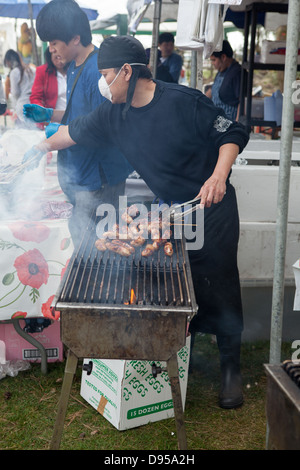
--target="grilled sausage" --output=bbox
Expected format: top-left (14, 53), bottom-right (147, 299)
top-left (102, 230), bottom-right (118, 239)
top-left (111, 239), bottom-right (135, 254)
top-left (127, 204), bottom-right (140, 218)
top-left (164, 241), bottom-right (173, 257)
top-left (152, 238), bottom-right (166, 250)
top-left (142, 244), bottom-right (156, 257)
top-left (130, 236), bottom-right (146, 247)
top-left (121, 212), bottom-right (133, 224)
top-left (106, 241), bottom-right (132, 257)
top-left (95, 239), bottom-right (107, 251)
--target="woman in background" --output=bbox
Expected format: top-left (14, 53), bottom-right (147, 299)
top-left (4, 49), bottom-right (35, 124)
top-left (30, 47), bottom-right (69, 121)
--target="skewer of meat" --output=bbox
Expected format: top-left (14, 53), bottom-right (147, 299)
top-left (141, 244), bottom-right (157, 257)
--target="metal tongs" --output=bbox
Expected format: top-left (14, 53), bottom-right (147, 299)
top-left (167, 197), bottom-right (202, 223)
top-left (0, 155), bottom-right (40, 184)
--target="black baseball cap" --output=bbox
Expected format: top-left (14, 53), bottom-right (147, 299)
top-left (98, 35), bottom-right (148, 70)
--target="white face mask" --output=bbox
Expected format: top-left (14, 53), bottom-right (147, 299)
top-left (98, 63), bottom-right (147, 102)
top-left (98, 67), bottom-right (123, 102)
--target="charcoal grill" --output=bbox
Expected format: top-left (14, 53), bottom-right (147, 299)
top-left (50, 215), bottom-right (197, 450)
top-left (265, 361), bottom-right (300, 450)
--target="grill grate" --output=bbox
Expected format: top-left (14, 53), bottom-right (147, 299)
top-left (56, 213), bottom-right (194, 309)
top-left (282, 360), bottom-right (300, 388)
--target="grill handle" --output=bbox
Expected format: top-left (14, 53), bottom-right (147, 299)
top-left (82, 360), bottom-right (93, 375)
top-left (151, 362), bottom-right (167, 378)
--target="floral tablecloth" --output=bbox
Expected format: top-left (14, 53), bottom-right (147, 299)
top-left (0, 155), bottom-right (74, 321)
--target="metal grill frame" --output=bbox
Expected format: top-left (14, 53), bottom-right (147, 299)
top-left (52, 229), bottom-right (197, 361)
top-left (50, 217), bottom-right (197, 451)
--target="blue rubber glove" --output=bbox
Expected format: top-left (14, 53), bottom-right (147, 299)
top-left (23, 104), bottom-right (53, 123)
top-left (45, 122), bottom-right (61, 138)
top-left (22, 146), bottom-right (45, 171)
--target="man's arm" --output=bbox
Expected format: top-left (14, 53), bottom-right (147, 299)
top-left (197, 143), bottom-right (239, 208)
top-left (37, 124), bottom-right (76, 153)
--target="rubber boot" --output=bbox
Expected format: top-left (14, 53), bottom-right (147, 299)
top-left (217, 334), bottom-right (243, 409)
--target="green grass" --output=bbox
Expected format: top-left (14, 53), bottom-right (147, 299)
top-left (0, 334), bottom-right (294, 451)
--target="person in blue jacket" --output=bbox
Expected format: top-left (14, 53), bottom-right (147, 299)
top-left (23, 0), bottom-right (131, 249)
top-left (23, 35), bottom-right (250, 410)
top-left (158, 32), bottom-right (183, 83)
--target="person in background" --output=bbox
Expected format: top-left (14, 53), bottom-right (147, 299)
top-left (4, 49), bottom-right (35, 124)
top-left (23, 0), bottom-right (131, 250)
top-left (206, 40), bottom-right (242, 121)
top-left (158, 32), bottom-right (183, 83)
top-left (30, 47), bottom-right (69, 112)
top-left (0, 75), bottom-right (7, 115)
top-left (145, 48), bottom-right (175, 83)
top-left (30, 47), bottom-right (69, 128)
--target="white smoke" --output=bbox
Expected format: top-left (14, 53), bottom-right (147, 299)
top-left (0, 128), bottom-right (47, 220)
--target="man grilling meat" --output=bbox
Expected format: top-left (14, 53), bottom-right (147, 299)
top-left (23, 35), bottom-right (249, 410)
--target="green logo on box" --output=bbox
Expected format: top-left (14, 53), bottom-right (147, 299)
top-left (127, 400), bottom-right (173, 419)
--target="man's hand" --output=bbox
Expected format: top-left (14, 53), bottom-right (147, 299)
top-left (22, 146), bottom-right (46, 171)
top-left (197, 143), bottom-right (239, 207)
top-left (197, 175), bottom-right (226, 208)
top-left (23, 104), bottom-right (53, 123)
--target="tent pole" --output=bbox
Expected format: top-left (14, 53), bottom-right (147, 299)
top-left (196, 49), bottom-right (203, 91)
top-left (190, 51), bottom-right (197, 89)
top-left (150, 0), bottom-right (162, 78)
top-left (269, 0), bottom-right (300, 365)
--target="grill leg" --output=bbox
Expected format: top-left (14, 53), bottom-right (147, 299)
top-left (167, 353), bottom-right (188, 450)
top-left (49, 349), bottom-right (78, 450)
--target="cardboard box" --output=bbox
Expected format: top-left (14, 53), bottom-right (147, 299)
top-left (260, 40), bottom-right (300, 64)
top-left (80, 336), bottom-right (190, 431)
top-left (245, 97), bottom-right (264, 119)
top-left (293, 259), bottom-right (300, 311)
top-left (0, 320), bottom-right (63, 362)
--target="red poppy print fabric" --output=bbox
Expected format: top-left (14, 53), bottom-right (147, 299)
top-left (0, 220), bottom-right (73, 321)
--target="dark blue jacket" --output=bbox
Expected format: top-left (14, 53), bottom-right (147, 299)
top-left (218, 60), bottom-right (242, 107)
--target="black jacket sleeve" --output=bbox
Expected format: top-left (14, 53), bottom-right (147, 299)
top-left (68, 103), bottom-right (111, 148)
top-left (195, 93), bottom-right (249, 154)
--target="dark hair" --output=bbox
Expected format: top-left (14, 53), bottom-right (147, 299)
top-left (134, 65), bottom-right (152, 80)
top-left (158, 32), bottom-right (175, 44)
top-left (44, 47), bottom-right (56, 74)
top-left (114, 65), bottom-right (152, 80)
top-left (4, 49), bottom-right (22, 67)
top-left (4, 49), bottom-right (32, 83)
top-left (211, 40), bottom-right (233, 59)
top-left (36, 0), bottom-right (92, 46)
